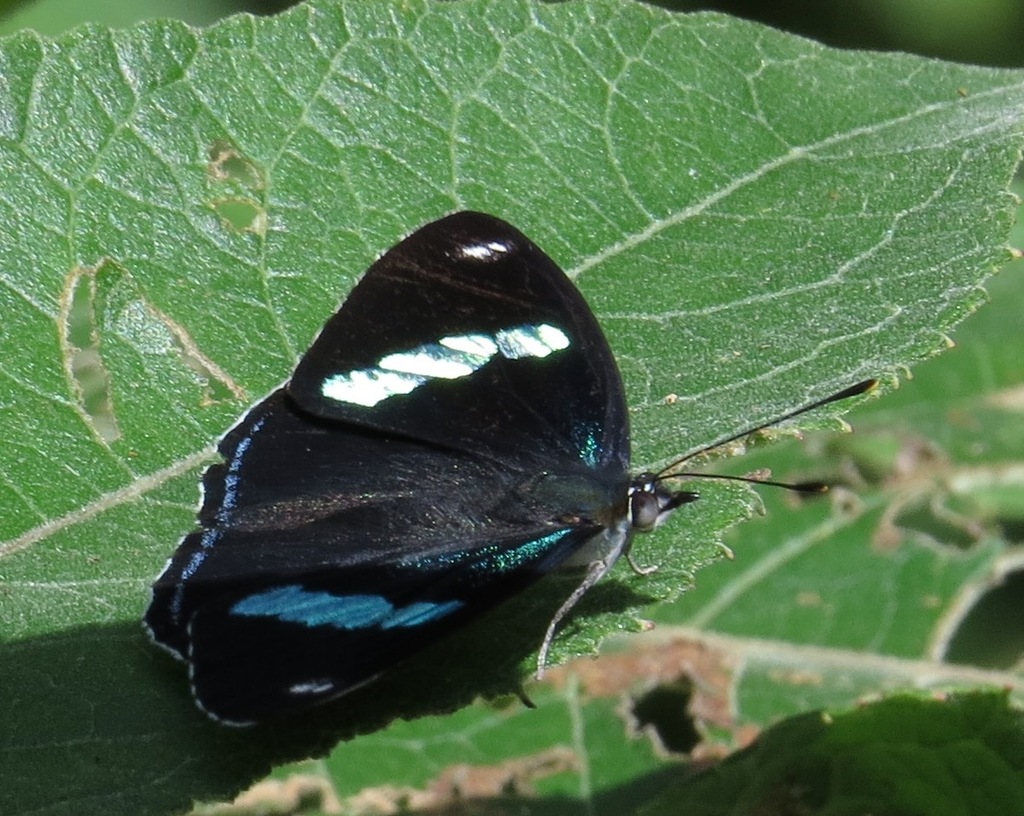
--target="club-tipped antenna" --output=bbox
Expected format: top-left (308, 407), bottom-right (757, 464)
top-left (655, 379), bottom-right (878, 491)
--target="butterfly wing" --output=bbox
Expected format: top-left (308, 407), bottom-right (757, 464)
top-left (185, 520), bottom-right (595, 724)
top-left (289, 211), bottom-right (630, 469)
top-left (145, 212), bottom-right (632, 723)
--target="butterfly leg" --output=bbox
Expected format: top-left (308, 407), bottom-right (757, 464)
top-left (535, 557), bottom-right (613, 679)
top-left (625, 551), bottom-right (659, 576)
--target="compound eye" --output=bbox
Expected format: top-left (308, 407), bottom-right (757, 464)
top-left (630, 488), bottom-right (661, 532)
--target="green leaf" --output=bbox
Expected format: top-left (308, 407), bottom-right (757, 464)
top-left (640, 691), bottom-right (1024, 816)
top-left (0, 1), bottom-right (1022, 814)
top-left (656, 183), bottom-right (1024, 735)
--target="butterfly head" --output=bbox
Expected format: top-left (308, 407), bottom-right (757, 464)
top-left (627, 472), bottom-right (699, 533)
top-left (625, 379), bottom-right (880, 535)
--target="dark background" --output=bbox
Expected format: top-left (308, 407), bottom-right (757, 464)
top-left (1, 0), bottom-right (1022, 68)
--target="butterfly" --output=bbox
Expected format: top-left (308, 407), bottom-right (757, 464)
top-left (145, 211), bottom-right (871, 725)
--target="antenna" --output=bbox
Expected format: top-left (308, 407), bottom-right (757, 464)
top-left (656, 379), bottom-right (878, 492)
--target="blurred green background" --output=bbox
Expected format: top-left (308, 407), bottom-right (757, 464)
top-left (1, 0), bottom-right (1023, 67)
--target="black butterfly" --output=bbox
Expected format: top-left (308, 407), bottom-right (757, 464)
top-left (145, 211), bottom-right (870, 725)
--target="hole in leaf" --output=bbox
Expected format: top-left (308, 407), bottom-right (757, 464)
top-left (889, 496), bottom-right (982, 549)
top-left (93, 263), bottom-right (245, 406)
top-left (62, 260), bottom-right (244, 439)
top-left (944, 568), bottom-right (1024, 669)
top-left (1002, 518), bottom-right (1024, 543)
top-left (206, 140), bottom-right (267, 234)
top-left (207, 139), bottom-right (263, 190)
top-left (632, 677), bottom-right (701, 754)
top-left (210, 197), bottom-right (266, 234)
top-left (61, 266), bottom-right (120, 442)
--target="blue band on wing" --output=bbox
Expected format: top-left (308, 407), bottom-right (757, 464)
top-left (380, 600), bottom-right (463, 629)
top-left (231, 586), bottom-right (463, 631)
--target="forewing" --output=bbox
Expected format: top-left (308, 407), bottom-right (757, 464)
top-left (289, 211), bottom-right (629, 471)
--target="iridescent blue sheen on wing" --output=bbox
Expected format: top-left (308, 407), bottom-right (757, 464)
top-left (399, 529), bottom-right (574, 574)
